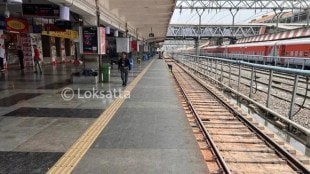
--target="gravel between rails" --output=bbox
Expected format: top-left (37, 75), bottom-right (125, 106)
top-left (185, 60), bottom-right (310, 130)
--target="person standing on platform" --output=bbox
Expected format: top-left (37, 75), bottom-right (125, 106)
top-left (128, 52), bottom-right (134, 70)
top-left (0, 44), bottom-right (4, 72)
top-left (17, 46), bottom-right (24, 70)
top-left (33, 45), bottom-right (42, 74)
top-left (118, 52), bottom-right (131, 86)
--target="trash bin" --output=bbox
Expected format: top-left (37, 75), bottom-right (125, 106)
top-left (102, 63), bottom-right (111, 82)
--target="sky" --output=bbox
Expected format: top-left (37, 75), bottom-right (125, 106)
top-left (170, 9), bottom-right (274, 24)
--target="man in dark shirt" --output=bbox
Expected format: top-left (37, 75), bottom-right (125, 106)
top-left (17, 46), bottom-right (24, 70)
top-left (118, 52), bottom-right (131, 86)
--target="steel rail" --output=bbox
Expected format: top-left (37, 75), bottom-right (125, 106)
top-left (175, 57), bottom-right (310, 139)
top-left (194, 61), bottom-right (310, 101)
top-left (226, 63), bottom-right (308, 83)
top-left (173, 60), bottom-right (310, 173)
top-left (172, 66), bottom-right (232, 174)
top-left (178, 53), bottom-right (310, 77)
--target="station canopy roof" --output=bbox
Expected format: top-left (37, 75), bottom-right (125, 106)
top-left (109, 0), bottom-right (175, 42)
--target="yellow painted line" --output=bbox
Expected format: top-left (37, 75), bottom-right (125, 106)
top-left (47, 59), bottom-right (156, 174)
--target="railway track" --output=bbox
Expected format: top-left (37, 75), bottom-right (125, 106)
top-left (169, 60), bottom-right (310, 173)
top-left (228, 64), bottom-right (308, 84)
top-left (185, 60), bottom-right (310, 109)
top-left (198, 57), bottom-right (308, 84)
top-left (196, 60), bottom-right (310, 99)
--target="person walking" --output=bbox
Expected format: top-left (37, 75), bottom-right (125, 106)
top-left (0, 44), bottom-right (4, 72)
top-left (17, 46), bottom-right (24, 70)
top-left (118, 52), bottom-right (130, 86)
top-left (33, 45), bottom-right (42, 74)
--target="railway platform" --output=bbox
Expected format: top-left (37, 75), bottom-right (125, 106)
top-left (0, 58), bottom-right (208, 173)
top-left (66, 59), bottom-right (207, 173)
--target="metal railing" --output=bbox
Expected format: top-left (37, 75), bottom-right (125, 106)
top-left (170, 52), bottom-right (310, 147)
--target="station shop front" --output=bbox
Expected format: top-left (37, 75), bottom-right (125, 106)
top-left (41, 30), bottom-right (78, 65)
top-left (0, 17), bottom-right (36, 68)
top-left (0, 19), bottom-right (79, 69)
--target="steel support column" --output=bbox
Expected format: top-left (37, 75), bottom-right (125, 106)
top-left (95, 0), bottom-right (103, 82)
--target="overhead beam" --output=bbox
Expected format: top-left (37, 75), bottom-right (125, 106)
top-left (129, 19), bottom-right (170, 24)
top-left (110, 4), bottom-right (174, 9)
top-left (118, 8), bottom-right (173, 14)
top-left (176, 0), bottom-right (310, 10)
top-left (124, 12), bottom-right (173, 17)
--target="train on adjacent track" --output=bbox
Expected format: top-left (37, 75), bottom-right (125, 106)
top-left (195, 37), bottom-right (310, 68)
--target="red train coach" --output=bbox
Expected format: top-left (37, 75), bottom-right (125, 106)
top-left (201, 38), bottom-right (310, 66)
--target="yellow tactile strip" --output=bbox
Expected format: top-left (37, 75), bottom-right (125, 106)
top-left (47, 59), bottom-right (155, 174)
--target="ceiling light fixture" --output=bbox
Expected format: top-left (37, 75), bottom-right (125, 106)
top-left (149, 27), bottom-right (154, 37)
top-left (60, 5), bottom-right (70, 21)
top-left (114, 29), bottom-right (118, 37)
top-left (106, 26), bottom-right (111, 34)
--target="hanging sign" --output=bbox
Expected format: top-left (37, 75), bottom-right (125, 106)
top-left (131, 40), bottom-right (138, 52)
top-left (98, 27), bottom-right (106, 55)
top-left (116, 38), bottom-right (130, 53)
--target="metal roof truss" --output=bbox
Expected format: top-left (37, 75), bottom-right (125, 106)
top-left (166, 25), bottom-right (261, 39)
top-left (176, 0), bottom-right (310, 10)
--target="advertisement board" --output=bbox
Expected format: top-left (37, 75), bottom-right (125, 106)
top-left (131, 40), bottom-right (138, 52)
top-left (5, 18), bottom-right (29, 33)
top-left (41, 30), bottom-right (78, 39)
top-left (82, 27), bottom-right (98, 54)
top-left (0, 30), bottom-right (5, 67)
top-left (98, 27), bottom-right (106, 55)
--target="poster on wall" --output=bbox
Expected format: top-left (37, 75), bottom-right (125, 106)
top-left (82, 27), bottom-right (98, 54)
top-left (98, 27), bottom-right (106, 55)
top-left (60, 38), bottom-right (66, 63)
top-left (116, 38), bottom-right (130, 53)
top-left (20, 33), bottom-right (33, 67)
top-left (131, 40), bottom-right (140, 52)
top-left (50, 37), bottom-right (57, 64)
top-left (70, 41), bottom-right (75, 60)
top-left (0, 30), bottom-right (6, 67)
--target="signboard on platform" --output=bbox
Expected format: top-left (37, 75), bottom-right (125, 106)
top-left (79, 27), bottom-right (106, 54)
top-left (131, 40), bottom-right (138, 52)
top-left (42, 30), bottom-right (78, 40)
top-left (82, 27), bottom-right (98, 54)
top-left (116, 37), bottom-right (130, 53)
top-left (98, 27), bottom-right (106, 55)
top-left (5, 18), bottom-right (28, 33)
